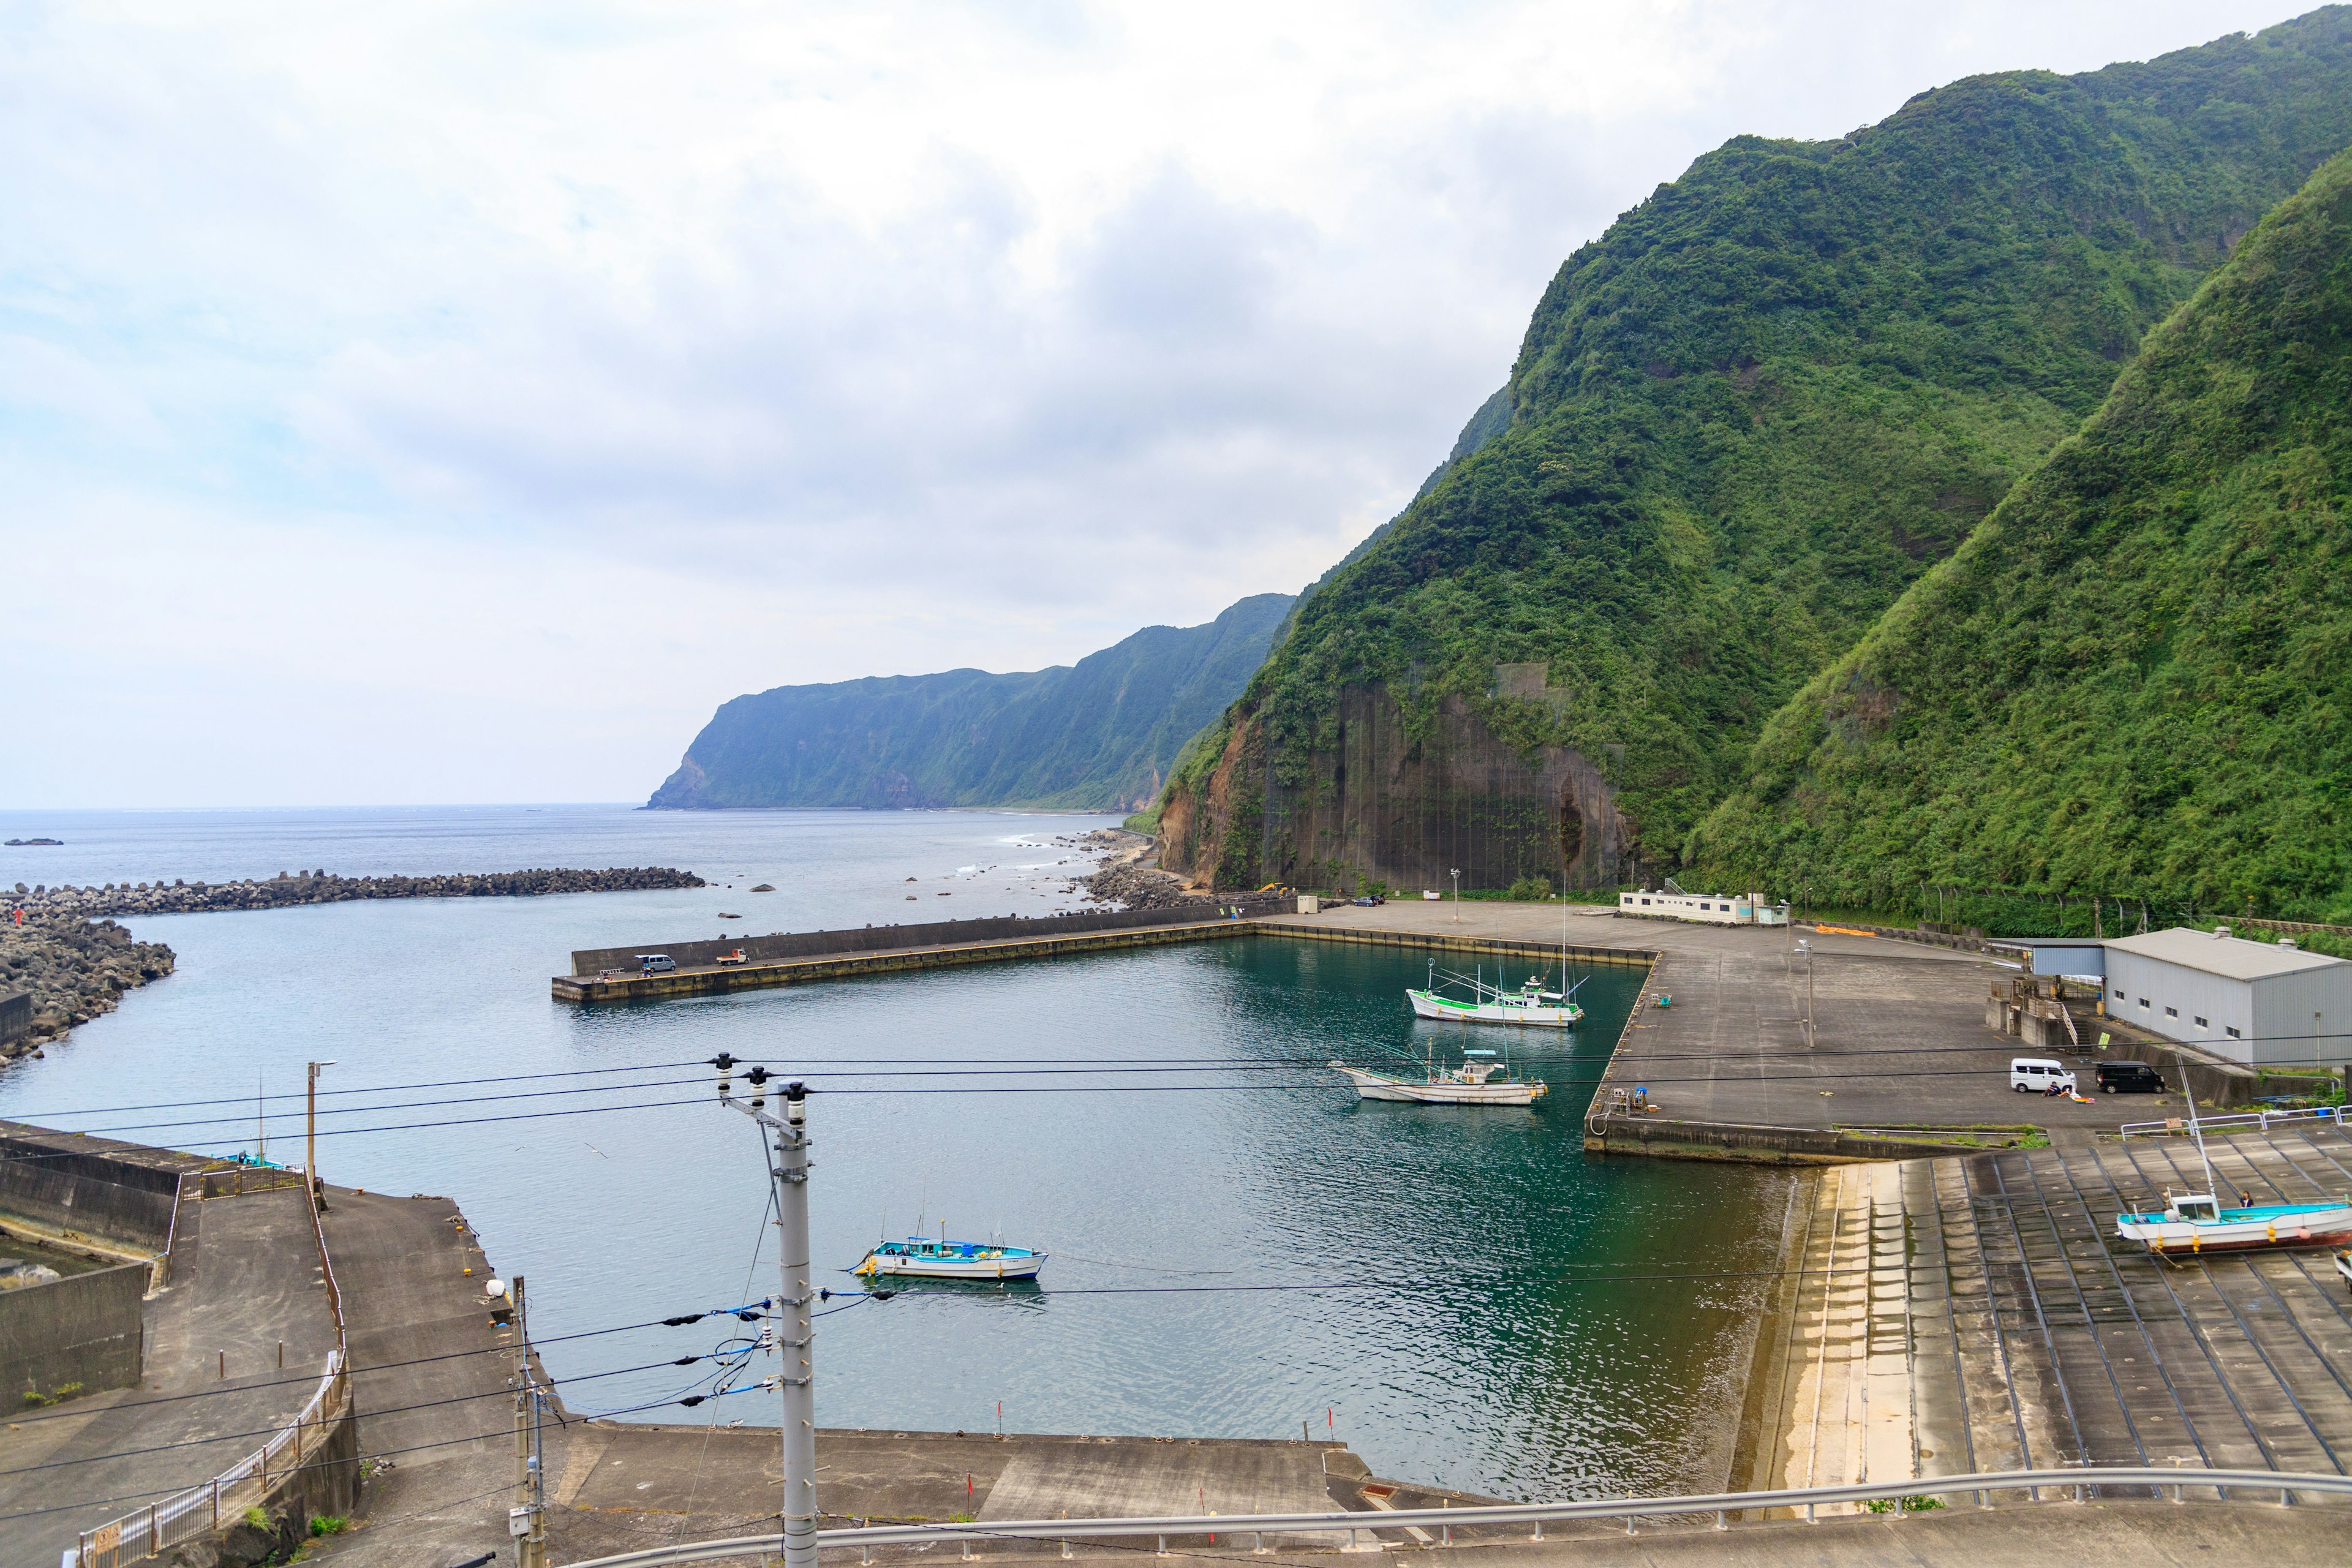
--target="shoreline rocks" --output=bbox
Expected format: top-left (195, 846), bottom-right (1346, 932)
top-left (6, 865), bottom-right (706, 920)
top-left (1076, 829), bottom-right (1215, 911)
top-left (1, 915), bottom-right (176, 1059)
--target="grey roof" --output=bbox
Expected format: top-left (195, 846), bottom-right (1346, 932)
top-left (2103, 927), bottom-right (2348, 981)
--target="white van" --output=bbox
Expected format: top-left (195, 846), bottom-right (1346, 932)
top-left (636, 954), bottom-right (677, 974)
top-left (2010, 1057), bottom-right (2075, 1093)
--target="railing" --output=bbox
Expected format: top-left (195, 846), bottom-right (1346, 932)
top-left (66, 1167), bottom-right (353, 1568)
top-left (2120, 1104), bottom-right (2347, 1140)
top-left (69, 1355), bottom-right (348, 1568)
top-left (551, 1466), bottom-right (2352, 1568)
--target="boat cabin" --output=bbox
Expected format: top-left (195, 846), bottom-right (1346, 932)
top-left (2169, 1194), bottom-right (2222, 1223)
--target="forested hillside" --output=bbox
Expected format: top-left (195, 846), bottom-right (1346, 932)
top-left (647, 594), bottom-right (1292, 812)
top-left (1158, 10), bottom-right (2352, 894)
top-left (1691, 147), bottom-right (2352, 924)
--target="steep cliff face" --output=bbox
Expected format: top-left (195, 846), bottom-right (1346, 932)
top-left (1161, 11), bottom-right (2352, 890)
top-left (1691, 146), bottom-right (2352, 922)
top-left (649, 592), bottom-right (1293, 812)
top-left (1163, 676), bottom-right (1640, 893)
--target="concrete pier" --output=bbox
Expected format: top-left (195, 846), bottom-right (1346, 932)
top-left (1736, 1125), bottom-right (2352, 1513)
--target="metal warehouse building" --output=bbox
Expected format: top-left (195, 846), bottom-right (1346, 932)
top-left (2103, 927), bottom-right (2352, 1069)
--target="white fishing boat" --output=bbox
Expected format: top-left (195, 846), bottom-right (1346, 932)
top-left (2113, 1054), bottom-right (2352, 1256)
top-left (853, 1226), bottom-right (1047, 1281)
top-left (1407, 961), bottom-right (1585, 1026)
top-left (1332, 1048), bottom-right (1547, 1106)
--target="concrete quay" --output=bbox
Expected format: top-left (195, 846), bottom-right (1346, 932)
top-left (1738, 1126), bottom-right (2352, 1515)
top-left (1255, 902), bottom-right (2177, 1159)
top-left (552, 919), bottom-right (1257, 1004)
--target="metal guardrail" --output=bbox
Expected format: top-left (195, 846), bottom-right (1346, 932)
top-left (67, 1356), bottom-right (348, 1568)
top-left (65, 1168), bottom-right (353, 1568)
top-left (552, 1466), bottom-right (2352, 1568)
top-left (2120, 1104), bottom-right (2346, 1140)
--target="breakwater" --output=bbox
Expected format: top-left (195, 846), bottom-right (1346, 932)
top-left (559, 899), bottom-right (1292, 1001)
top-left (9, 865), bottom-right (704, 919)
top-left (0, 916), bottom-right (176, 1058)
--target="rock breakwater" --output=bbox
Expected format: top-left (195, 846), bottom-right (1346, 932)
top-left (1, 916), bottom-right (176, 1058)
top-left (7, 866), bottom-right (706, 921)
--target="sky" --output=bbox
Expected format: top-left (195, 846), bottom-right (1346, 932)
top-left (0, 1), bottom-right (2320, 807)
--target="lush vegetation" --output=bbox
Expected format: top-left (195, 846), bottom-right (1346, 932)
top-left (1692, 146), bottom-right (2352, 924)
top-left (649, 593), bottom-right (1292, 812)
top-left (1169, 10), bottom-right (2352, 886)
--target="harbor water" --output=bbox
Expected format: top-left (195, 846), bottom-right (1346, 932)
top-left (0, 805), bottom-right (1796, 1499)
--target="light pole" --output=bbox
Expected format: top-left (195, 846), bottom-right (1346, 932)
top-left (305, 1060), bottom-right (337, 1204)
top-left (715, 1056), bottom-right (817, 1568)
top-left (1450, 868), bottom-right (1461, 922)
top-left (1795, 939), bottom-right (1815, 1049)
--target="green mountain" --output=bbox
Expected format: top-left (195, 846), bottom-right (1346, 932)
top-left (1159, 9), bottom-right (2352, 894)
top-left (647, 594), bottom-right (1295, 812)
top-left (1690, 146), bottom-right (2352, 925)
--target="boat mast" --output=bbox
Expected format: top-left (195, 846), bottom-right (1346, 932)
top-left (2174, 1049), bottom-right (2222, 1197)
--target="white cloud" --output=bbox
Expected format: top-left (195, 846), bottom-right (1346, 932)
top-left (0, 0), bottom-right (2312, 805)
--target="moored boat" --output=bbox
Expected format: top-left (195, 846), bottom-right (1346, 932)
top-left (854, 1230), bottom-right (1047, 1280)
top-left (1406, 960), bottom-right (1585, 1027)
top-left (2113, 1048), bottom-right (2352, 1256)
top-left (1332, 1049), bottom-right (1547, 1106)
top-left (2114, 1194), bottom-right (2352, 1254)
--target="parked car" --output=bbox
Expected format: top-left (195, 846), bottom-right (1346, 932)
top-left (2010, 1057), bottom-right (2076, 1093)
top-left (2095, 1060), bottom-right (2166, 1095)
top-left (636, 954), bottom-right (677, 973)
top-left (1352, 895), bottom-right (1385, 907)
top-left (714, 948), bottom-right (748, 967)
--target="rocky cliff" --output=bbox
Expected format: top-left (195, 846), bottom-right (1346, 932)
top-left (649, 593), bottom-right (1294, 812)
top-left (1159, 10), bottom-right (2352, 892)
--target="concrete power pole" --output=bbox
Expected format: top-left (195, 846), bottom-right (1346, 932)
top-left (715, 1057), bottom-right (817, 1568)
top-left (305, 1060), bottom-right (336, 1204)
top-left (510, 1276), bottom-right (546, 1568)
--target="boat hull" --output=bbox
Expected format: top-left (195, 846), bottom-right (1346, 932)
top-left (2115, 1204), bottom-right (2352, 1255)
top-left (1408, 989), bottom-right (1582, 1027)
top-left (1334, 1065), bottom-right (1545, 1106)
top-left (856, 1249), bottom-right (1047, 1280)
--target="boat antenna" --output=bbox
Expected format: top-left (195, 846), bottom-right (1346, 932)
top-left (2174, 1049), bottom-right (2220, 1197)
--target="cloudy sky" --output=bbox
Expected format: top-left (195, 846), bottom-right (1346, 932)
top-left (1, 1), bottom-right (2311, 807)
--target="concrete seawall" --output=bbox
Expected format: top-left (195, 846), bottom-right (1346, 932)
top-left (0, 1259), bottom-right (147, 1402)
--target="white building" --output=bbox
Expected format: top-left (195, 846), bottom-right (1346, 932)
top-left (2102, 927), bottom-right (2352, 1068)
top-left (1618, 889), bottom-right (1789, 927)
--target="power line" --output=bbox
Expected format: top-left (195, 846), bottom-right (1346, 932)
top-left (0, 1302), bottom-right (776, 1430)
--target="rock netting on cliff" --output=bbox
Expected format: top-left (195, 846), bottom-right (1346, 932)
top-left (7, 866), bottom-right (706, 920)
top-left (0, 916), bottom-right (175, 1058)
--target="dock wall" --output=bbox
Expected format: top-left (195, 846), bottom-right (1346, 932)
top-left (0, 1123), bottom-right (189, 1253)
top-left (1257, 922), bottom-right (1656, 969)
top-left (557, 918), bottom-right (1265, 1002)
top-left (1581, 1115), bottom-right (2000, 1165)
top-left (0, 1259), bottom-right (147, 1402)
top-left (568, 899), bottom-right (1290, 977)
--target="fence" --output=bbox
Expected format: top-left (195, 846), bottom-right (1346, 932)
top-left (551, 1466), bottom-right (2352, 1568)
top-left (66, 1167), bottom-right (352, 1568)
top-left (2120, 1104), bottom-right (2348, 1140)
top-left (69, 1357), bottom-right (349, 1568)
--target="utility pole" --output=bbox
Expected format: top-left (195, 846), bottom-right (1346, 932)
top-left (1795, 938), bottom-right (1815, 1049)
top-left (715, 1057), bottom-right (816, 1568)
top-left (305, 1060), bottom-right (337, 1205)
top-left (1450, 868), bottom-right (1461, 922)
top-left (510, 1276), bottom-right (546, 1568)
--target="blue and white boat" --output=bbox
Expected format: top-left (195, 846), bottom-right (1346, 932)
top-left (853, 1227), bottom-right (1047, 1281)
top-left (2113, 1054), bottom-right (2352, 1256)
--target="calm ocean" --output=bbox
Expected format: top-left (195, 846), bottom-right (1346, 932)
top-left (0, 805), bottom-right (1792, 1499)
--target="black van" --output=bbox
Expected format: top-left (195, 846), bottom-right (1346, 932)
top-left (2095, 1060), bottom-right (2165, 1095)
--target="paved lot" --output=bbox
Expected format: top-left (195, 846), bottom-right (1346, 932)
top-left (0, 1186), bottom-right (338, 1568)
top-left (1262, 903), bottom-right (2167, 1137)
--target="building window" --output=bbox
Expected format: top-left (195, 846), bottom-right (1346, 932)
top-left (1641, 898), bottom-right (1651, 905)
top-left (2165, 1006), bottom-right (2179, 1018)
top-left (2113, 988), bottom-right (2124, 1000)
top-left (2193, 1016), bottom-right (2208, 1029)
top-left (2226, 1027), bottom-right (2242, 1039)
top-left (2138, 998), bottom-right (2150, 1009)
